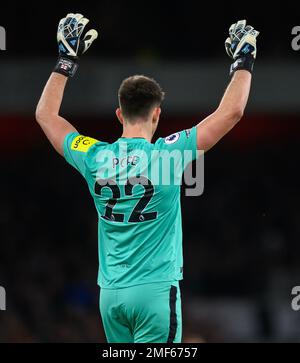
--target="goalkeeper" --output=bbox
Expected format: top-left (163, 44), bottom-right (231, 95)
top-left (35, 14), bottom-right (259, 343)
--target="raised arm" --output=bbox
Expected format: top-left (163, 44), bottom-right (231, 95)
top-left (36, 73), bottom-right (76, 156)
top-left (35, 13), bottom-right (98, 156)
top-left (197, 20), bottom-right (259, 152)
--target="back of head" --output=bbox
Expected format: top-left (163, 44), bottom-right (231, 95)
top-left (118, 75), bottom-right (165, 122)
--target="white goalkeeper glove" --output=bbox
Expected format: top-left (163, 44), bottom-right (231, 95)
top-left (225, 20), bottom-right (259, 77)
top-left (54, 13), bottom-right (98, 77)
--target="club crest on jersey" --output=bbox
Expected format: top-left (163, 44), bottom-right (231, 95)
top-left (164, 133), bottom-right (180, 145)
top-left (71, 135), bottom-right (99, 152)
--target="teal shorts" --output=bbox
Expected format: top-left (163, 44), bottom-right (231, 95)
top-left (99, 281), bottom-right (182, 343)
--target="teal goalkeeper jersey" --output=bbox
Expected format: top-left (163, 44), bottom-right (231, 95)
top-left (63, 127), bottom-right (198, 288)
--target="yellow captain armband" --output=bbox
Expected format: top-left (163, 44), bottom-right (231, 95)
top-left (71, 135), bottom-right (99, 153)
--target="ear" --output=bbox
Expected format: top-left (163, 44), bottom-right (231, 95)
top-left (116, 108), bottom-right (124, 125)
top-left (153, 107), bottom-right (161, 123)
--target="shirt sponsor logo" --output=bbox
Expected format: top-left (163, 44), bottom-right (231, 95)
top-left (71, 135), bottom-right (99, 152)
top-left (164, 133), bottom-right (180, 145)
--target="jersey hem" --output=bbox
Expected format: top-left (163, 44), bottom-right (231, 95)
top-left (98, 277), bottom-right (183, 290)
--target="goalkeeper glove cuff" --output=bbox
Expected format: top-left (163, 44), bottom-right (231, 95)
top-left (54, 56), bottom-right (79, 77)
top-left (229, 54), bottom-right (255, 77)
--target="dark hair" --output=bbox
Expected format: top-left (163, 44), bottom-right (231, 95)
top-left (118, 75), bottom-right (165, 121)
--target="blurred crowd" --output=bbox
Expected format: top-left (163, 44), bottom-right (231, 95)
top-left (1, 140), bottom-right (300, 342)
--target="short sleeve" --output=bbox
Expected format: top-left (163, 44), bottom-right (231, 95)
top-left (63, 132), bottom-right (100, 176)
top-left (156, 126), bottom-right (198, 168)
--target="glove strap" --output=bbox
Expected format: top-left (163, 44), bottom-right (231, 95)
top-left (54, 56), bottom-right (79, 77)
top-left (230, 55), bottom-right (255, 77)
